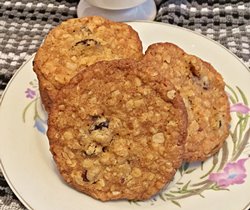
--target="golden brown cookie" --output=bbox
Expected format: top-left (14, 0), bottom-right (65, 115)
top-left (143, 42), bottom-right (231, 162)
top-left (47, 59), bottom-right (187, 201)
top-left (33, 16), bottom-right (143, 111)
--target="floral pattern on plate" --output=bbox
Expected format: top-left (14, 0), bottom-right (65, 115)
top-left (23, 79), bottom-right (47, 134)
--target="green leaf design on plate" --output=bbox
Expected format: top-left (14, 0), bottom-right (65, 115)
top-left (171, 200), bottom-right (181, 207)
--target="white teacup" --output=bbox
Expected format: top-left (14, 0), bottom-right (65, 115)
top-left (85, 0), bottom-right (147, 10)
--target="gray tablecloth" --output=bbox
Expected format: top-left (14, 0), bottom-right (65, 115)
top-left (0, 0), bottom-right (250, 209)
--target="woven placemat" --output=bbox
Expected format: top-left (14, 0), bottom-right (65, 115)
top-left (155, 0), bottom-right (250, 67)
top-left (0, 0), bottom-right (250, 209)
top-left (0, 0), bottom-right (78, 96)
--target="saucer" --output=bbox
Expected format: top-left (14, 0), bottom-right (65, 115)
top-left (76, 0), bottom-right (156, 22)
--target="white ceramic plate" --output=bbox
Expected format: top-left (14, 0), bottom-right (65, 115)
top-left (0, 21), bottom-right (250, 210)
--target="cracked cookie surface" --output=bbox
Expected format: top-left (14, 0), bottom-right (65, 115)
top-left (143, 43), bottom-right (231, 162)
top-left (33, 16), bottom-right (143, 111)
top-left (47, 59), bottom-right (187, 201)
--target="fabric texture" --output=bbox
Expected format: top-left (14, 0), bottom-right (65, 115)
top-left (0, 0), bottom-right (249, 209)
top-left (155, 0), bottom-right (250, 67)
top-left (0, 0), bottom-right (78, 96)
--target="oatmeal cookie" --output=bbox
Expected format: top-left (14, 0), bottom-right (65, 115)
top-left (47, 59), bottom-right (187, 201)
top-left (33, 16), bottom-right (143, 111)
top-left (143, 43), bottom-right (231, 162)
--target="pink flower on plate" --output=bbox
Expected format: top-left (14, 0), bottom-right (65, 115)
top-left (230, 103), bottom-right (250, 114)
top-left (208, 158), bottom-right (248, 188)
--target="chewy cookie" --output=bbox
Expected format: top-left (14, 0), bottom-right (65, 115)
top-left (143, 43), bottom-right (231, 162)
top-left (47, 59), bottom-right (187, 201)
top-left (33, 16), bottom-right (143, 111)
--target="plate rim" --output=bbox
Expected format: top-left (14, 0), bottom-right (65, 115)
top-left (0, 21), bottom-right (250, 210)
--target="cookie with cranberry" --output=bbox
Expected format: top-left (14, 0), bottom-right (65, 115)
top-left (47, 59), bottom-right (187, 201)
top-left (33, 16), bottom-right (143, 111)
top-left (143, 42), bottom-right (230, 162)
